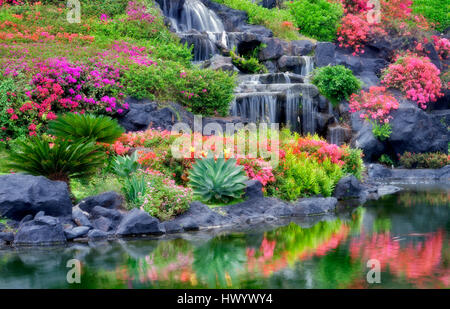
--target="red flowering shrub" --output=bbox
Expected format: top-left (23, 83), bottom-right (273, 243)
top-left (337, 14), bottom-right (372, 54)
top-left (337, 0), bottom-right (373, 14)
top-left (349, 86), bottom-right (400, 124)
top-left (381, 53), bottom-right (443, 109)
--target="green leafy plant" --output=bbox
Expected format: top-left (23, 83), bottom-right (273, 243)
top-left (312, 65), bottom-right (361, 106)
top-left (122, 174), bottom-right (147, 208)
top-left (7, 136), bottom-right (105, 185)
top-left (48, 113), bottom-right (124, 143)
top-left (189, 155), bottom-right (248, 204)
top-left (412, 0), bottom-right (449, 32)
top-left (229, 49), bottom-right (267, 74)
top-left (111, 151), bottom-right (140, 178)
top-left (342, 147), bottom-right (365, 179)
top-left (379, 154), bottom-right (394, 166)
top-left (288, 0), bottom-right (343, 41)
top-left (372, 121), bottom-right (392, 141)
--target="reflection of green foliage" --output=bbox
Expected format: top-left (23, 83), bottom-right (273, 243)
top-left (316, 248), bottom-right (362, 289)
top-left (193, 235), bottom-right (247, 288)
top-left (266, 220), bottom-right (346, 263)
top-left (373, 218), bottom-right (391, 233)
top-left (350, 206), bottom-right (366, 232)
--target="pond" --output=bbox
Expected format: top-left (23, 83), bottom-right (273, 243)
top-left (0, 185), bottom-right (449, 289)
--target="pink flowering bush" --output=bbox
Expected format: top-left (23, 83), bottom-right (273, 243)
top-left (139, 169), bottom-right (193, 221)
top-left (432, 36), bottom-right (450, 60)
top-left (381, 53), bottom-right (443, 109)
top-left (349, 86), bottom-right (400, 124)
top-left (236, 157), bottom-right (275, 187)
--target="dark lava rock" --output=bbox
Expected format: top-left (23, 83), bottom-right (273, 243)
top-left (162, 221), bottom-right (183, 234)
top-left (244, 180), bottom-right (263, 200)
top-left (0, 174), bottom-right (72, 221)
top-left (314, 42), bottom-right (335, 67)
top-left (170, 202), bottom-right (229, 230)
top-left (224, 197), bottom-right (290, 220)
top-left (88, 229), bottom-right (108, 240)
top-left (333, 175), bottom-right (365, 200)
top-left (116, 209), bottom-right (165, 236)
top-left (92, 216), bottom-right (114, 232)
top-left (201, 54), bottom-right (236, 72)
top-left (351, 120), bottom-right (386, 162)
top-left (117, 102), bottom-right (158, 131)
top-left (388, 101), bottom-right (448, 155)
top-left (78, 191), bottom-right (123, 213)
top-left (91, 206), bottom-right (122, 222)
top-left (259, 38), bottom-right (285, 61)
top-left (291, 40), bottom-right (314, 56)
top-left (72, 206), bottom-right (92, 228)
top-left (14, 215), bottom-right (66, 246)
top-left (368, 164), bottom-right (393, 179)
top-left (64, 226), bottom-right (90, 241)
top-left (291, 197), bottom-right (338, 216)
top-left (0, 232), bottom-right (14, 243)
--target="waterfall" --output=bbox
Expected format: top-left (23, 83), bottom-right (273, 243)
top-left (300, 56), bottom-right (314, 81)
top-left (156, 0), bottom-right (228, 61)
top-left (327, 125), bottom-right (351, 146)
top-left (231, 93), bottom-right (279, 123)
top-left (302, 87), bottom-right (316, 135)
top-left (285, 90), bottom-right (301, 131)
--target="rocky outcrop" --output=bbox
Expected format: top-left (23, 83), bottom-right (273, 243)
top-left (0, 174), bottom-right (72, 221)
top-left (78, 191), bottom-right (123, 213)
top-left (351, 100), bottom-right (449, 161)
top-left (333, 175), bottom-right (366, 200)
top-left (14, 214), bottom-right (66, 246)
top-left (368, 164), bottom-right (450, 183)
top-left (116, 209), bottom-right (165, 236)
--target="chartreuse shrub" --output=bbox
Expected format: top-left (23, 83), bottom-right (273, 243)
top-left (48, 113), bottom-right (124, 143)
top-left (288, 0), bottom-right (343, 42)
top-left (342, 147), bottom-right (365, 180)
top-left (7, 137), bottom-right (105, 185)
top-left (266, 151), bottom-right (343, 201)
top-left (211, 0), bottom-right (301, 40)
top-left (412, 0), bottom-right (449, 32)
top-left (189, 155), bottom-right (249, 204)
top-left (230, 49), bottom-right (267, 74)
top-left (312, 65), bottom-right (361, 106)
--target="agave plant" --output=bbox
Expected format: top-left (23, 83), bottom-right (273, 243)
top-left (111, 151), bottom-right (140, 178)
top-left (7, 136), bottom-right (105, 186)
top-left (48, 113), bottom-right (124, 143)
top-left (188, 155), bottom-right (248, 204)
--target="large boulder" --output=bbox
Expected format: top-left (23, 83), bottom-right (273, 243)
top-left (314, 42), bottom-right (335, 67)
top-left (78, 191), bottom-right (123, 213)
top-left (259, 38), bottom-right (286, 61)
top-left (387, 101), bottom-right (449, 155)
top-left (116, 209), bottom-right (165, 236)
top-left (290, 40), bottom-right (314, 56)
top-left (244, 180), bottom-right (263, 200)
top-left (201, 55), bottom-right (237, 72)
top-left (64, 226), bottom-right (90, 240)
top-left (0, 174), bottom-right (72, 221)
top-left (291, 197), bottom-right (338, 216)
top-left (333, 175), bottom-right (365, 200)
top-left (169, 201), bottom-right (229, 230)
top-left (14, 215), bottom-right (66, 246)
top-left (351, 120), bottom-right (386, 162)
top-left (118, 102), bottom-right (178, 132)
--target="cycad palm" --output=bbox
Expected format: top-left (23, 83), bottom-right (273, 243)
top-left (7, 136), bottom-right (106, 185)
top-left (48, 113), bottom-right (124, 143)
top-left (189, 155), bottom-right (248, 204)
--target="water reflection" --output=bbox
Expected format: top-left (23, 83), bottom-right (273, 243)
top-left (0, 188), bottom-right (449, 289)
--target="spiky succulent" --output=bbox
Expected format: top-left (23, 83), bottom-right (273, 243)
top-left (48, 113), bottom-right (124, 143)
top-left (189, 155), bottom-right (248, 204)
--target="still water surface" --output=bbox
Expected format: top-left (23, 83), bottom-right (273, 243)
top-left (0, 186), bottom-right (449, 288)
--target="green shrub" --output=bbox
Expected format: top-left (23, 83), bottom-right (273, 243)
top-left (230, 50), bottom-right (267, 74)
top-left (342, 147), bottom-right (365, 179)
top-left (7, 136), bottom-right (105, 185)
top-left (122, 174), bottom-right (148, 208)
top-left (71, 174), bottom-right (123, 202)
top-left (288, 0), bottom-right (343, 42)
top-left (48, 113), bottom-right (124, 143)
top-left (379, 154), bottom-right (394, 166)
top-left (398, 152), bottom-right (449, 169)
top-left (266, 151), bottom-right (343, 201)
top-left (372, 122), bottom-right (392, 141)
top-left (412, 0), bottom-right (449, 32)
top-left (189, 156), bottom-right (248, 204)
top-left (312, 65), bottom-right (361, 106)
top-left (211, 0), bottom-right (301, 40)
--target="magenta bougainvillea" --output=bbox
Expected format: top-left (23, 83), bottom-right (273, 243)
top-left (381, 53), bottom-right (443, 109)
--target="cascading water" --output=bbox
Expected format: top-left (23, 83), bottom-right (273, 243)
top-left (285, 90), bottom-right (301, 131)
top-left (156, 0), bottom-right (229, 61)
top-left (300, 56), bottom-right (314, 81)
top-left (302, 86), bottom-right (316, 135)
